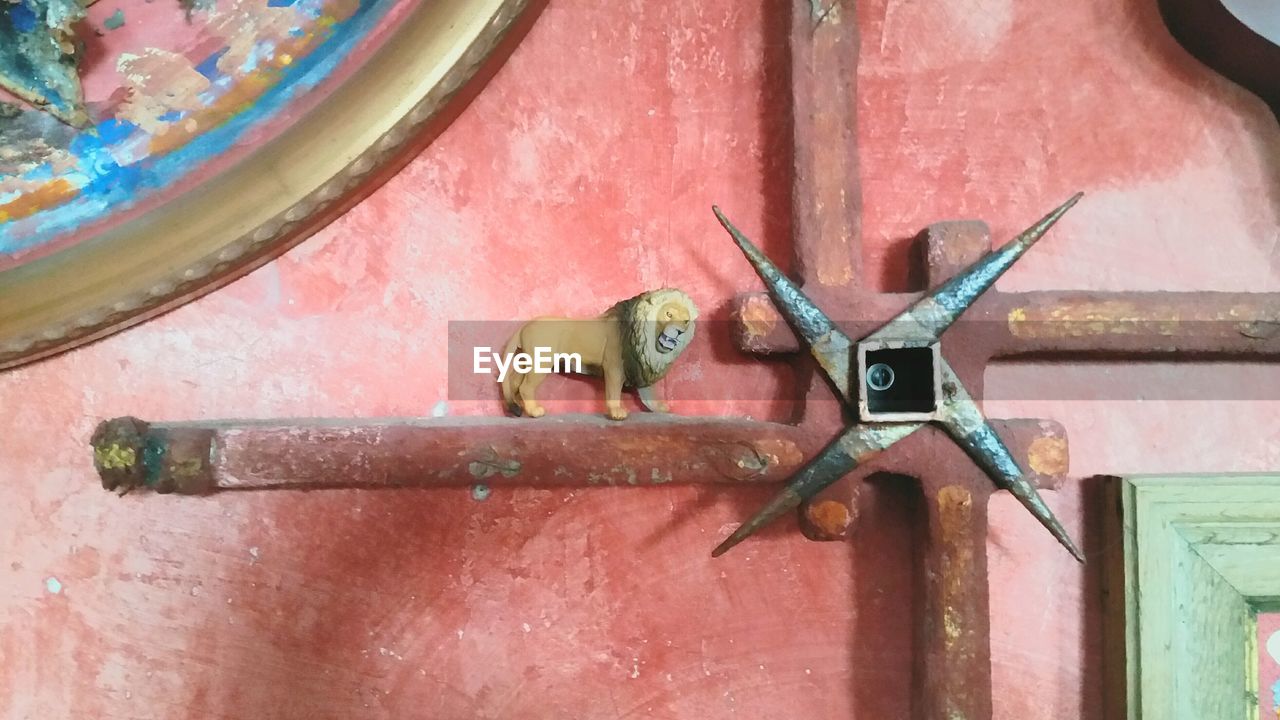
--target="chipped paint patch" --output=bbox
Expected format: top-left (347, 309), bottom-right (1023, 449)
top-left (738, 295), bottom-right (779, 340)
top-left (1008, 301), bottom-right (1180, 338)
top-left (117, 49), bottom-right (211, 134)
top-left (1026, 435), bottom-right (1068, 477)
top-left (1008, 300), bottom-right (1278, 339)
top-left (586, 465), bottom-right (638, 486)
top-left (467, 449), bottom-right (520, 480)
top-left (93, 442), bottom-right (136, 470)
top-left (741, 438), bottom-right (804, 474)
top-left (44, 576), bottom-right (62, 594)
top-left (805, 499), bottom-right (854, 538)
top-left (1, 0), bottom-right (390, 256)
top-left (936, 485), bottom-right (973, 651)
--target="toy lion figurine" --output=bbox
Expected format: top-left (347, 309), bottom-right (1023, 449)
top-left (501, 288), bottom-right (698, 420)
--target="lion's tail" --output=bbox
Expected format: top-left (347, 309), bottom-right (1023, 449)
top-left (499, 328), bottom-right (523, 415)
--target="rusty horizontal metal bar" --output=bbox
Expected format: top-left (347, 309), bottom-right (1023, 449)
top-left (988, 291), bottom-right (1280, 356)
top-left (733, 290), bottom-right (1280, 358)
top-left (90, 414), bottom-right (1064, 495)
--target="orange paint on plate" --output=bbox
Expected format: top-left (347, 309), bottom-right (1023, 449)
top-left (0, 179), bottom-right (78, 223)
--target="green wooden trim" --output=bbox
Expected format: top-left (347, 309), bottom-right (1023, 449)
top-left (1109, 475), bottom-right (1280, 720)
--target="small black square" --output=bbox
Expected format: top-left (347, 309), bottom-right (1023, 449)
top-left (863, 346), bottom-right (936, 415)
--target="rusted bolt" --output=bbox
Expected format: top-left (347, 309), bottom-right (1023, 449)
top-left (800, 498), bottom-right (857, 541)
top-left (90, 417), bottom-right (217, 495)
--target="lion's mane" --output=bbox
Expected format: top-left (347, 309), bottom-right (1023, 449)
top-left (605, 288), bottom-right (698, 388)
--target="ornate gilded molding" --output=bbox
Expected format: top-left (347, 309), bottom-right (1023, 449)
top-left (0, 0), bottom-right (543, 370)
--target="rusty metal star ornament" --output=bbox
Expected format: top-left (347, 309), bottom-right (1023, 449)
top-left (710, 193), bottom-right (1086, 562)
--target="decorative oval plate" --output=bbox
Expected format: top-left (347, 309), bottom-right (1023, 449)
top-left (0, 0), bottom-right (540, 369)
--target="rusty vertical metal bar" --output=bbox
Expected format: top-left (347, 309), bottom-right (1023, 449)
top-left (790, 0), bottom-right (861, 288)
top-left (919, 481), bottom-right (992, 720)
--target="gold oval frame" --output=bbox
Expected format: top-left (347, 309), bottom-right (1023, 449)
top-left (0, 0), bottom-right (544, 370)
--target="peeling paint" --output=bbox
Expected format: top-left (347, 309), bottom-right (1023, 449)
top-left (0, 0), bottom-right (391, 256)
top-left (467, 449), bottom-right (520, 480)
top-left (936, 485), bottom-right (973, 652)
top-left (1026, 435), bottom-right (1068, 477)
top-left (93, 442), bottom-right (136, 470)
top-left (1007, 300), bottom-right (1277, 339)
top-left (117, 49), bottom-right (211, 134)
top-left (738, 295), bottom-right (779, 339)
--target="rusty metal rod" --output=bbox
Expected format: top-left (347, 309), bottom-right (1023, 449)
top-left (789, 0), bottom-right (862, 288)
top-left (90, 414), bottom-right (1061, 496)
top-left (91, 415), bottom-right (821, 494)
top-left (733, 290), bottom-right (1280, 357)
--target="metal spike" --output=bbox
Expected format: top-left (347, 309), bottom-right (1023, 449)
top-left (713, 206), bottom-right (856, 403)
top-left (710, 198), bottom-right (1086, 561)
top-left (712, 422), bottom-right (920, 557)
top-left (712, 433), bottom-right (858, 557)
top-left (934, 360), bottom-right (1084, 562)
top-left (875, 193), bottom-right (1083, 342)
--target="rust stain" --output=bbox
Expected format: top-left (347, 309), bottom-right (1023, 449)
top-left (937, 485), bottom-right (973, 542)
top-left (814, 253), bottom-right (854, 287)
top-left (738, 295), bottom-right (779, 339)
top-left (926, 223), bottom-right (989, 276)
top-left (1007, 300), bottom-right (1176, 338)
top-left (804, 499), bottom-right (854, 538)
top-left (751, 438), bottom-right (804, 469)
top-left (937, 485), bottom-right (973, 652)
top-left (1026, 435), bottom-right (1068, 477)
top-left (1007, 300), bottom-right (1273, 338)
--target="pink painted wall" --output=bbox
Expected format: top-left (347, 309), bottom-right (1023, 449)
top-left (2, 1), bottom-right (1278, 718)
top-left (1262, 613), bottom-right (1280, 718)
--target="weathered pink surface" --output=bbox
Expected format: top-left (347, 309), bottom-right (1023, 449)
top-left (2, 1), bottom-right (1279, 718)
top-left (1263, 613), bottom-right (1280, 718)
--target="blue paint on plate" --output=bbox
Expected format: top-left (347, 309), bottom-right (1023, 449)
top-left (0, 0), bottom-right (392, 254)
top-left (194, 47), bottom-right (229, 80)
top-left (10, 2), bottom-right (37, 32)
